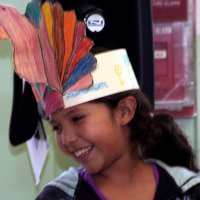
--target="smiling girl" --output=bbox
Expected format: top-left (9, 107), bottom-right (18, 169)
top-left (1, 1), bottom-right (200, 199)
top-left (37, 87), bottom-right (200, 200)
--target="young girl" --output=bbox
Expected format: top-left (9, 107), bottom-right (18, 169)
top-left (35, 88), bottom-right (200, 200)
top-left (0, 1), bottom-right (200, 199)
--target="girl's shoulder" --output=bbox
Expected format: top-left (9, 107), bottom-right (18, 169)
top-left (35, 166), bottom-right (80, 200)
top-left (35, 166), bottom-right (101, 200)
top-left (147, 159), bottom-right (200, 200)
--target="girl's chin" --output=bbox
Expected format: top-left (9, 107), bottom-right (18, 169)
top-left (82, 161), bottom-right (105, 175)
top-left (83, 166), bottom-right (101, 175)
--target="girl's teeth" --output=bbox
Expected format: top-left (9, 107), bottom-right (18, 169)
top-left (75, 146), bottom-right (92, 158)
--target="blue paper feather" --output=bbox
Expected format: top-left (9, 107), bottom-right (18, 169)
top-left (63, 53), bottom-right (97, 90)
top-left (25, 0), bottom-right (41, 28)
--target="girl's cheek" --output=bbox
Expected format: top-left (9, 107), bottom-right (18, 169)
top-left (55, 135), bottom-right (70, 155)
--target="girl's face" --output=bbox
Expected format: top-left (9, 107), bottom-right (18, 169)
top-left (50, 101), bottom-right (133, 174)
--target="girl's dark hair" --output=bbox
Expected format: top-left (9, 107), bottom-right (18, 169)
top-left (93, 90), bottom-right (199, 172)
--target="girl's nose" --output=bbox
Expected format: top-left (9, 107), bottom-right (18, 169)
top-left (61, 128), bottom-right (78, 145)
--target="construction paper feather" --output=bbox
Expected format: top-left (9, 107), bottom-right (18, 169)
top-left (52, 2), bottom-right (65, 76)
top-left (41, 2), bottom-right (54, 48)
top-left (0, 4), bottom-right (47, 83)
top-left (63, 53), bottom-right (97, 91)
top-left (0, 25), bottom-right (8, 39)
top-left (61, 10), bottom-right (76, 83)
top-left (0, 0), bottom-right (97, 116)
top-left (25, 0), bottom-right (41, 28)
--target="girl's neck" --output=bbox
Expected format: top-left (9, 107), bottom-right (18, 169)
top-left (92, 159), bottom-right (156, 200)
top-left (93, 158), bottom-right (147, 185)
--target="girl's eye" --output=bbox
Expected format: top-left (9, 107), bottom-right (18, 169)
top-left (52, 125), bottom-right (62, 133)
top-left (72, 116), bottom-right (84, 123)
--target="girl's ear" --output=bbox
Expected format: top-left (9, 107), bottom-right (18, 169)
top-left (116, 96), bottom-right (137, 125)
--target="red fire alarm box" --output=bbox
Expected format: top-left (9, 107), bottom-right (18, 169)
top-left (152, 0), bottom-right (196, 118)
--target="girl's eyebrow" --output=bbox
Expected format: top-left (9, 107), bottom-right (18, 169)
top-left (65, 108), bottom-right (85, 116)
top-left (49, 118), bottom-right (56, 124)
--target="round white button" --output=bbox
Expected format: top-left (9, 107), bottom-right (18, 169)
top-left (85, 13), bottom-right (105, 32)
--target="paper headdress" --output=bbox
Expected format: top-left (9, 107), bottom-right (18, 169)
top-left (0, 0), bottom-right (139, 117)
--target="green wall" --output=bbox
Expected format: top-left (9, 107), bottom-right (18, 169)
top-left (0, 1), bottom-right (200, 200)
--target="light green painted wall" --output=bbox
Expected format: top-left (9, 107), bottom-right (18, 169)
top-left (0, 1), bottom-right (199, 200)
